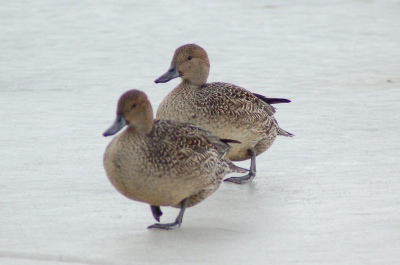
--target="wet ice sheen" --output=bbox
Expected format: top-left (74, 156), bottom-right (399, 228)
top-left (1, 1), bottom-right (400, 265)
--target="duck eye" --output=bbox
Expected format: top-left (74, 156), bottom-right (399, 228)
top-left (188, 56), bottom-right (193, 60)
top-left (132, 104), bottom-right (137, 109)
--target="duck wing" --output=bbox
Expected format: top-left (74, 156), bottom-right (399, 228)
top-left (199, 82), bottom-right (277, 116)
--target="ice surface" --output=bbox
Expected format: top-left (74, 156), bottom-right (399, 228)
top-left (1, 1), bottom-right (399, 264)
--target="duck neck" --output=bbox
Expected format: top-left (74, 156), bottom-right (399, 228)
top-left (134, 121), bottom-right (153, 135)
top-left (130, 106), bottom-right (154, 135)
top-left (181, 78), bottom-right (207, 87)
top-left (182, 64), bottom-right (209, 86)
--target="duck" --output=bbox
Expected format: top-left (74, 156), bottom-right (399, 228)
top-left (103, 89), bottom-right (247, 230)
top-left (155, 43), bottom-right (293, 184)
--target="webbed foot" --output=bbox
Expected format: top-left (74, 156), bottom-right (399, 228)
top-left (224, 148), bottom-right (256, 184)
top-left (147, 198), bottom-right (189, 230)
top-left (224, 172), bottom-right (255, 184)
top-left (148, 221), bottom-right (181, 230)
top-left (150, 205), bottom-right (163, 222)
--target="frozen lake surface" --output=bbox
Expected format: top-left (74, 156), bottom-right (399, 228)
top-left (1, 1), bottom-right (400, 264)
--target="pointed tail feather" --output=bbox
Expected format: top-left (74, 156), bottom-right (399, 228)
top-left (220, 139), bottom-right (241, 144)
top-left (278, 127), bottom-right (294, 137)
top-left (228, 161), bottom-right (248, 173)
top-left (253, 93), bottom-right (291, 105)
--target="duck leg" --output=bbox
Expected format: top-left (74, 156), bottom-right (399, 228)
top-left (150, 205), bottom-right (163, 222)
top-left (148, 198), bottom-right (189, 230)
top-left (224, 148), bottom-right (256, 184)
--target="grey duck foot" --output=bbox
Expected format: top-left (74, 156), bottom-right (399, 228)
top-left (224, 148), bottom-right (256, 184)
top-left (224, 172), bottom-right (255, 184)
top-left (147, 221), bottom-right (182, 230)
top-left (147, 198), bottom-right (188, 230)
top-left (150, 205), bottom-right (163, 222)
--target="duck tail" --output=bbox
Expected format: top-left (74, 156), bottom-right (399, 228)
top-left (228, 161), bottom-right (248, 173)
top-left (220, 138), bottom-right (241, 144)
top-left (253, 93), bottom-right (291, 104)
top-left (278, 127), bottom-right (294, 137)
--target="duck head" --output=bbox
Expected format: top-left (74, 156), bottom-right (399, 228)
top-left (103, 90), bottom-right (154, 136)
top-left (155, 44), bottom-right (210, 86)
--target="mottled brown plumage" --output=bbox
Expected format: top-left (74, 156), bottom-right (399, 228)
top-left (155, 44), bottom-right (292, 184)
top-left (103, 89), bottom-right (246, 229)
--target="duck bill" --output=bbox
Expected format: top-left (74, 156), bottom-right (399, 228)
top-left (103, 114), bottom-right (127, 137)
top-left (154, 65), bottom-right (180, 83)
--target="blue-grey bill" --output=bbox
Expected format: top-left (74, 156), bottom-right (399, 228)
top-left (103, 115), bottom-right (127, 137)
top-left (154, 65), bottom-right (180, 83)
